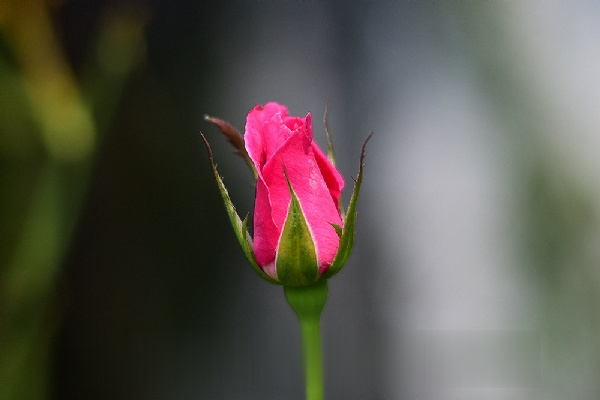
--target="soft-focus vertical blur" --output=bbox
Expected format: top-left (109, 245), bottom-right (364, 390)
top-left (1, 1), bottom-right (599, 399)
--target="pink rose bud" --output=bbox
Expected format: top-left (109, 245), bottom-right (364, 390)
top-left (245, 103), bottom-right (345, 285)
top-left (202, 102), bottom-right (370, 287)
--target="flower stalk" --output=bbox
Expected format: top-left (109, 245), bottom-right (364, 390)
top-left (284, 280), bottom-right (328, 400)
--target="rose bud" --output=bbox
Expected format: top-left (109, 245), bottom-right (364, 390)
top-left (201, 102), bottom-right (370, 287)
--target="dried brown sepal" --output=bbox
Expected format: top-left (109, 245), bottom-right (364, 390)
top-left (204, 115), bottom-right (257, 179)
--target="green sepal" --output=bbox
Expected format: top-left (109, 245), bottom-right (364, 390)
top-left (330, 223), bottom-right (342, 239)
top-left (323, 107), bottom-right (336, 167)
top-left (200, 132), bottom-right (278, 284)
top-left (241, 214), bottom-right (276, 283)
top-left (323, 133), bottom-right (372, 280)
top-left (276, 168), bottom-right (320, 287)
top-left (323, 108), bottom-right (345, 218)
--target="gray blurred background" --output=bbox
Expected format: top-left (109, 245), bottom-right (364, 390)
top-left (1, 1), bottom-right (600, 399)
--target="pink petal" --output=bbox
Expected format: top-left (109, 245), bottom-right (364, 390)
top-left (245, 103), bottom-right (344, 275)
top-left (245, 103), bottom-right (289, 171)
top-left (311, 142), bottom-right (345, 212)
top-left (252, 175), bottom-right (280, 269)
top-left (261, 113), bottom-right (298, 161)
top-left (262, 126), bottom-right (342, 270)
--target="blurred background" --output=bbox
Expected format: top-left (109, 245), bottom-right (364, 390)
top-left (1, 1), bottom-right (600, 399)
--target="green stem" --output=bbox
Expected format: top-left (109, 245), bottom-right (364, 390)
top-left (300, 319), bottom-right (323, 400)
top-left (284, 280), bottom-right (327, 400)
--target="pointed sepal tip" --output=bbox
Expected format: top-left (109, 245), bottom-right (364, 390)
top-left (200, 131), bottom-right (278, 284)
top-left (323, 133), bottom-right (372, 279)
